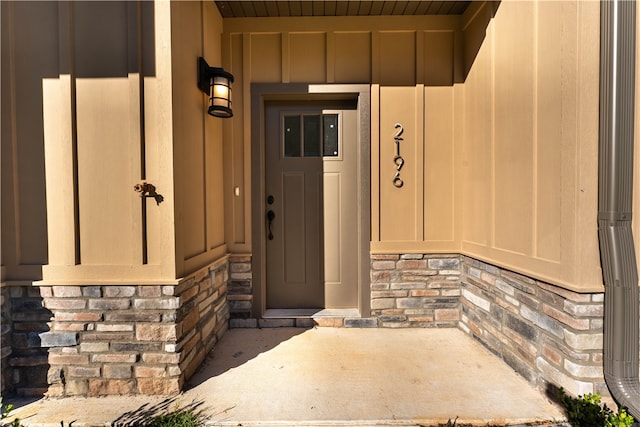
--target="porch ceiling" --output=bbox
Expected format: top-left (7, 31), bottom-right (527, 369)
top-left (214, 1), bottom-right (471, 18)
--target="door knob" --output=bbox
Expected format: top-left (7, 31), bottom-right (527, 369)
top-left (267, 210), bottom-right (275, 240)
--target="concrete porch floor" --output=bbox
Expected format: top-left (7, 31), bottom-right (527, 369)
top-left (6, 327), bottom-right (567, 426)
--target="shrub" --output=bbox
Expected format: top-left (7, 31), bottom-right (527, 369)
top-left (558, 388), bottom-right (635, 427)
top-left (0, 397), bottom-right (20, 427)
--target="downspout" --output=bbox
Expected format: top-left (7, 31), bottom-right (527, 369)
top-left (598, 0), bottom-right (640, 419)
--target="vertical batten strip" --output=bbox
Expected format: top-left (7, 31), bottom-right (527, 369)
top-left (416, 30), bottom-right (424, 85)
top-left (326, 31), bottom-right (335, 83)
top-left (371, 31), bottom-right (380, 83)
top-left (127, 1), bottom-right (145, 265)
top-left (281, 32), bottom-right (290, 83)
top-left (241, 32), bottom-right (251, 246)
top-left (489, 12), bottom-right (496, 249)
top-left (415, 85), bottom-right (425, 241)
top-left (6, 2), bottom-right (22, 265)
top-left (371, 84), bottom-right (381, 242)
top-left (532, 2), bottom-right (539, 258)
top-left (200, 1), bottom-right (209, 255)
top-left (59, 2), bottom-right (81, 265)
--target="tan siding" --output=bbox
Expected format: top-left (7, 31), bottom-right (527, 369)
top-left (334, 31), bottom-right (372, 83)
top-left (378, 86), bottom-right (420, 242)
top-left (204, 1), bottom-right (227, 254)
top-left (76, 79), bottom-right (137, 265)
top-left (535, 1), bottom-right (566, 263)
top-left (143, 1), bottom-right (175, 273)
top-left (2, 1), bottom-right (56, 280)
top-left (459, 0), bottom-right (601, 291)
top-left (223, 15), bottom-right (463, 254)
top-left (378, 31), bottom-right (416, 85)
top-left (289, 32), bottom-right (327, 82)
top-left (493, 2), bottom-right (534, 256)
top-left (173, 1), bottom-right (207, 263)
top-left (228, 33), bottom-right (247, 248)
top-left (39, 1), bottom-right (179, 282)
top-left (173, 1), bottom-right (228, 275)
top-left (424, 87), bottom-right (455, 243)
top-left (250, 33), bottom-right (282, 82)
top-left (461, 22), bottom-right (492, 248)
top-left (423, 31), bottom-right (454, 86)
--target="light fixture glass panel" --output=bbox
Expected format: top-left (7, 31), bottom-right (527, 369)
top-left (212, 76), bottom-right (230, 99)
top-left (284, 115), bottom-right (301, 157)
top-left (304, 115), bottom-right (321, 157)
top-left (323, 114), bottom-right (339, 157)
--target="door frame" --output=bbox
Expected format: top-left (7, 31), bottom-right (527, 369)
top-left (250, 83), bottom-right (371, 318)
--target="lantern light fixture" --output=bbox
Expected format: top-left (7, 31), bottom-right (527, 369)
top-left (197, 57), bottom-right (234, 118)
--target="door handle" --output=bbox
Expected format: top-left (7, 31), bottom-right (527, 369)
top-left (267, 210), bottom-right (276, 240)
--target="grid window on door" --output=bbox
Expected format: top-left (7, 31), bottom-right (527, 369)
top-left (283, 114), bottom-right (339, 158)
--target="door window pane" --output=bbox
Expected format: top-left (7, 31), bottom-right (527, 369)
top-left (323, 114), bottom-right (339, 157)
top-left (284, 115), bottom-right (301, 157)
top-left (304, 115), bottom-right (321, 156)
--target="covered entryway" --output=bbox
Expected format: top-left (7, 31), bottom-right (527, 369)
top-left (251, 84), bottom-right (371, 318)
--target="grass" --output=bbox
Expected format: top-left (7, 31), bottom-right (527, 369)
top-left (142, 408), bottom-right (205, 427)
top-left (112, 398), bottom-right (210, 427)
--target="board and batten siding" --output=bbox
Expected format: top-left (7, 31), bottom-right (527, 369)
top-left (222, 1), bottom-right (606, 293)
top-left (458, 1), bottom-right (601, 292)
top-left (2, 1), bottom-right (227, 283)
top-left (221, 15), bottom-right (463, 254)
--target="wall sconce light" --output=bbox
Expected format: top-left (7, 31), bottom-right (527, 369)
top-left (197, 57), bottom-right (234, 118)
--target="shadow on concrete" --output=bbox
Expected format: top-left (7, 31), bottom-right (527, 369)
top-left (185, 327), bottom-right (307, 388)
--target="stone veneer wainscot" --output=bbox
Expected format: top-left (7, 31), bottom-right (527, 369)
top-left (459, 256), bottom-right (607, 399)
top-left (371, 253), bottom-right (609, 402)
top-left (26, 257), bottom-right (229, 397)
top-left (370, 254), bottom-right (462, 327)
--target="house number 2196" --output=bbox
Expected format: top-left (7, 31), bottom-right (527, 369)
top-left (393, 123), bottom-right (405, 188)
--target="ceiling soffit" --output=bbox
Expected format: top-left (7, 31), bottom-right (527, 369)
top-left (214, 1), bottom-right (471, 18)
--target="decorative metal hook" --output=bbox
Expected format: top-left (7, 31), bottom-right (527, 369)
top-left (134, 182), bottom-right (164, 205)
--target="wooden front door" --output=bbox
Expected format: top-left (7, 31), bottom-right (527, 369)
top-left (265, 101), bottom-right (358, 309)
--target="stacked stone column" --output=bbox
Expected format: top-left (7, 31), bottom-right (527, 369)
top-left (3, 257), bottom-right (229, 397)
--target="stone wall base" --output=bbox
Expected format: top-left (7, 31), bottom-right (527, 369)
top-left (370, 254), bottom-right (461, 327)
top-left (4, 251), bottom-right (614, 401)
top-left (228, 255), bottom-right (252, 320)
top-left (4, 257), bottom-right (229, 397)
top-left (2, 282), bottom-right (51, 396)
top-left (459, 256), bottom-right (606, 400)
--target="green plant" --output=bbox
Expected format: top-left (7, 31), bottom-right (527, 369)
top-left (142, 407), bottom-right (205, 427)
top-left (558, 388), bottom-right (635, 427)
top-left (0, 397), bottom-right (20, 427)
